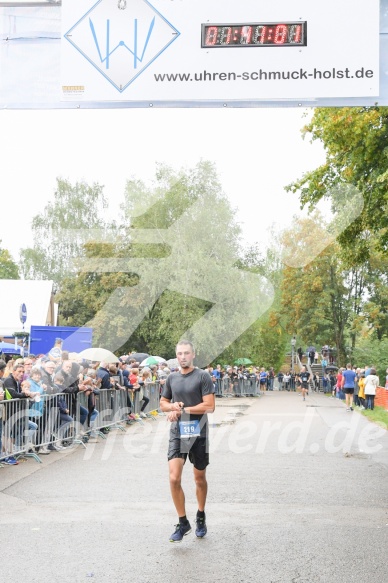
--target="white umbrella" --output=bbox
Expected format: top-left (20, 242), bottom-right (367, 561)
top-left (78, 347), bottom-right (119, 363)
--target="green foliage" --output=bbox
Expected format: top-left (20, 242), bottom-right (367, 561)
top-left (19, 178), bottom-right (109, 285)
top-left (221, 243), bottom-right (288, 370)
top-left (278, 214), bottom-right (368, 365)
top-left (352, 336), bottom-right (388, 381)
top-left (0, 241), bottom-right (19, 279)
top-left (286, 106), bottom-right (388, 261)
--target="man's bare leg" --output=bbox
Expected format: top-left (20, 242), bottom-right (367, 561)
top-left (169, 457), bottom-right (186, 516)
top-left (193, 467), bottom-right (207, 511)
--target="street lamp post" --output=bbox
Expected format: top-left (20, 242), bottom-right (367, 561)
top-left (291, 335), bottom-right (296, 372)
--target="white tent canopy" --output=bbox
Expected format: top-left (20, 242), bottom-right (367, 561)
top-left (0, 279), bottom-right (56, 337)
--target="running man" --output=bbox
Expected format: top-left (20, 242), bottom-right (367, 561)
top-left (298, 366), bottom-right (310, 401)
top-left (160, 340), bottom-right (215, 542)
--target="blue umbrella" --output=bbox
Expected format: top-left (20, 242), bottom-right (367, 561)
top-left (0, 341), bottom-right (22, 355)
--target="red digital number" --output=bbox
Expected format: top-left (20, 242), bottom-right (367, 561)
top-left (205, 26), bottom-right (218, 46)
top-left (294, 25), bottom-right (302, 44)
top-left (274, 24), bottom-right (287, 44)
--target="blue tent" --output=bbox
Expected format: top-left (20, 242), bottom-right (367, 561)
top-left (0, 341), bottom-right (22, 355)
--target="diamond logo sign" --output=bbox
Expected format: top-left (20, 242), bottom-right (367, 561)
top-left (64, 0), bottom-right (180, 92)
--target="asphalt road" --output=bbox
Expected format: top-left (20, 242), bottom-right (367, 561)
top-left (1, 390), bottom-right (387, 583)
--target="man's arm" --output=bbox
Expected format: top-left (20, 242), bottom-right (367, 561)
top-left (183, 394), bottom-right (215, 415)
top-left (159, 396), bottom-right (184, 413)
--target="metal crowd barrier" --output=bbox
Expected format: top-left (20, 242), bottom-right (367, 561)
top-left (75, 383), bottom-right (162, 436)
top-left (0, 392), bottom-right (85, 463)
top-left (214, 377), bottom-right (261, 398)
top-left (130, 382), bottom-right (161, 416)
top-left (0, 381), bottom-right (174, 466)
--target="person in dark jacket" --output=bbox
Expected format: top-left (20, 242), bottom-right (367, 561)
top-left (97, 362), bottom-right (114, 389)
top-left (39, 360), bottom-right (56, 394)
top-left (3, 364), bottom-right (36, 399)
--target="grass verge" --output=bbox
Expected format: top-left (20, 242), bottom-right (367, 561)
top-left (359, 406), bottom-right (388, 430)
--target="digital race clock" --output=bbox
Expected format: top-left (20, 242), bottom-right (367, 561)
top-left (202, 22), bottom-right (307, 48)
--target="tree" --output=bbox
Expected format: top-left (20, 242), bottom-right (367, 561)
top-left (0, 241), bottom-right (19, 279)
top-left (57, 241), bottom-right (139, 347)
top-left (286, 107), bottom-right (388, 262)
top-left (362, 241), bottom-right (388, 340)
top-left (217, 242), bottom-right (288, 370)
top-left (57, 161), bottom-right (274, 364)
top-left (19, 178), bottom-right (109, 285)
top-left (353, 337), bottom-right (388, 382)
top-left (279, 215), bottom-right (366, 365)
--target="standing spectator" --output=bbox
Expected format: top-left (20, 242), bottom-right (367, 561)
top-left (330, 372), bottom-right (337, 397)
top-left (364, 368), bottom-right (379, 410)
top-left (3, 364), bottom-right (29, 398)
top-left (385, 367), bottom-right (388, 389)
top-left (229, 367), bottom-right (238, 395)
top-left (314, 351), bottom-right (319, 364)
top-left (283, 371), bottom-right (291, 391)
top-left (268, 368), bottom-right (275, 391)
top-left (358, 371), bottom-right (366, 409)
top-left (353, 368), bottom-right (361, 407)
top-left (0, 360), bottom-right (9, 463)
top-left (3, 359), bottom-right (14, 379)
top-left (28, 367), bottom-right (46, 449)
top-left (259, 368), bottom-right (267, 391)
top-left (322, 373), bottom-right (328, 393)
top-left (277, 370), bottom-right (284, 391)
top-left (321, 357), bottom-right (328, 375)
top-left (97, 361), bottom-right (114, 389)
top-left (79, 370), bottom-right (100, 435)
top-left (47, 338), bottom-right (63, 365)
top-left (40, 360), bottom-right (56, 393)
top-left (138, 370), bottom-right (151, 418)
top-left (297, 347), bottom-right (303, 363)
top-left (22, 357), bottom-right (34, 380)
top-left (336, 368), bottom-right (344, 400)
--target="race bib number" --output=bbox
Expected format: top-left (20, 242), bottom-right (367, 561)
top-left (179, 420), bottom-right (200, 439)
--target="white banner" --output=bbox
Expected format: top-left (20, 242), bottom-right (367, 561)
top-left (61, 0), bottom-right (380, 102)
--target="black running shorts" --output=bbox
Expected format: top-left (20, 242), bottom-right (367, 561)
top-left (168, 430), bottom-right (209, 471)
top-left (344, 387), bottom-right (354, 394)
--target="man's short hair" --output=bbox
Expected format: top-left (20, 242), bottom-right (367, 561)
top-left (13, 363), bottom-right (24, 372)
top-left (0, 360), bottom-right (6, 371)
top-left (176, 339), bottom-right (195, 352)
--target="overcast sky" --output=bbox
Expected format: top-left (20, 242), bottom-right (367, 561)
top-left (0, 106), bottom-right (326, 261)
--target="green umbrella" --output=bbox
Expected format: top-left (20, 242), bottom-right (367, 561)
top-left (140, 356), bottom-right (160, 366)
top-left (234, 358), bottom-right (253, 365)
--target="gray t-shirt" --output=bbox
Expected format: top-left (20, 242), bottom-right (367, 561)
top-left (162, 368), bottom-right (215, 437)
